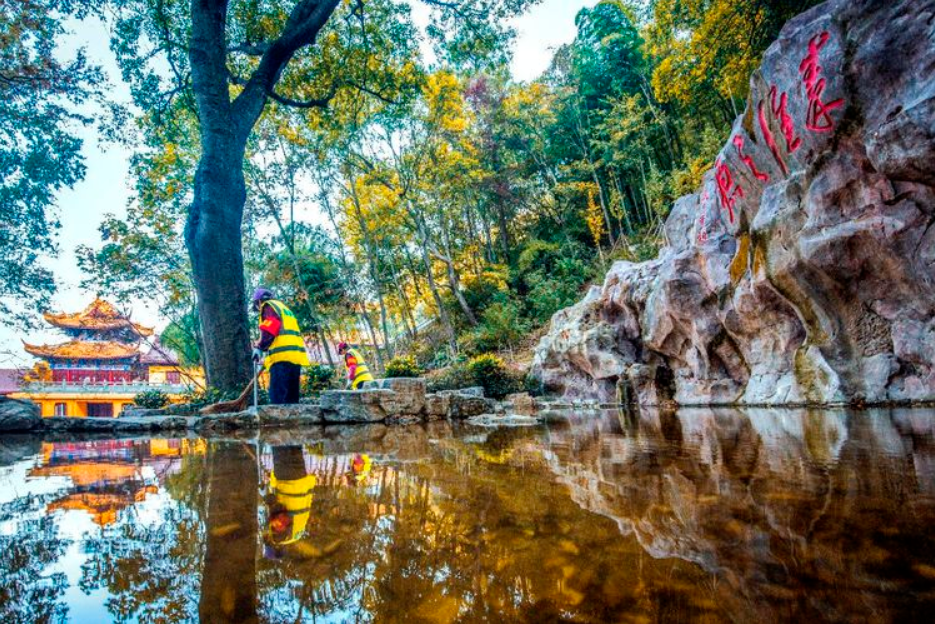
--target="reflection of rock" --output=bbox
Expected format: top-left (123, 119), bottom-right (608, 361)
top-left (0, 398), bottom-right (41, 432)
top-left (0, 435), bottom-right (42, 466)
top-left (533, 0), bottom-right (935, 406)
top-left (537, 404), bottom-right (935, 620)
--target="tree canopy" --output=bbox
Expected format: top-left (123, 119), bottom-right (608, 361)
top-left (12, 0), bottom-right (822, 387)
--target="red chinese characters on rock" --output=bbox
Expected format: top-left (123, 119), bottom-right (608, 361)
top-left (757, 86), bottom-right (801, 176)
top-left (714, 159), bottom-right (743, 224)
top-left (799, 31), bottom-right (845, 132)
top-left (732, 135), bottom-right (769, 182)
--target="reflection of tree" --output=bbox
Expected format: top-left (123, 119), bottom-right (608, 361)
top-left (253, 429), bottom-right (706, 623)
top-left (79, 450), bottom-right (207, 623)
top-left (0, 495), bottom-right (70, 624)
top-left (199, 442), bottom-right (259, 623)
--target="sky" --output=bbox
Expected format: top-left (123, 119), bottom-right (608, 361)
top-left (0, 0), bottom-right (597, 367)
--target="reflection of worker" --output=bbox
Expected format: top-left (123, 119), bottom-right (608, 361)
top-left (348, 453), bottom-right (372, 486)
top-left (264, 446), bottom-right (316, 555)
top-left (337, 342), bottom-right (374, 390)
top-left (251, 288), bottom-right (310, 404)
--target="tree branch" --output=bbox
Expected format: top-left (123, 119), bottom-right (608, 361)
top-left (229, 42), bottom-right (272, 56)
top-left (266, 82), bottom-right (338, 109)
top-left (231, 0), bottom-right (342, 136)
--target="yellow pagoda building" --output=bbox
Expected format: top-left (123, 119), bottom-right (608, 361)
top-left (11, 298), bottom-right (202, 417)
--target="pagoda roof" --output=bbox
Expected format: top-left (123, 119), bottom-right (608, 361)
top-left (23, 340), bottom-right (141, 361)
top-left (43, 298), bottom-right (153, 336)
top-left (140, 338), bottom-right (180, 366)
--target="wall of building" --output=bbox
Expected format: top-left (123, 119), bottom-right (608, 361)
top-left (10, 393), bottom-right (136, 418)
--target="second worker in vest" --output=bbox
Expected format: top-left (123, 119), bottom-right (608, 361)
top-left (251, 288), bottom-right (310, 404)
top-left (337, 342), bottom-right (374, 390)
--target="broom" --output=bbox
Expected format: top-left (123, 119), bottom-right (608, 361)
top-left (199, 364), bottom-right (259, 415)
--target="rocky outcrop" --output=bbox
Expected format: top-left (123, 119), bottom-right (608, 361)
top-left (0, 398), bottom-right (42, 432)
top-left (533, 0), bottom-right (935, 406)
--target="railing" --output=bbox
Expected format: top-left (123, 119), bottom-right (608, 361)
top-left (19, 381), bottom-right (193, 395)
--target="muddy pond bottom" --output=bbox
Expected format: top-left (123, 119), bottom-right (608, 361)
top-left (2, 406), bottom-right (935, 622)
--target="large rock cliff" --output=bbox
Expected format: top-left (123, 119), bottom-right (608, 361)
top-left (532, 0), bottom-right (935, 406)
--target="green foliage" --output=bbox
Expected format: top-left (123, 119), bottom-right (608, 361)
top-left (466, 353), bottom-right (522, 399)
top-left (160, 314), bottom-right (202, 367)
top-left (385, 356), bottom-right (423, 378)
top-left (302, 364), bottom-right (337, 397)
top-left (133, 389), bottom-right (170, 409)
top-left (0, 0), bottom-right (104, 326)
top-left (426, 362), bottom-right (474, 394)
top-left (463, 301), bottom-right (530, 355)
top-left (515, 241), bottom-right (594, 323)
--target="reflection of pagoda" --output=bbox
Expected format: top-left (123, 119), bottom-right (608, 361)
top-left (31, 440), bottom-right (155, 526)
top-left (29, 439), bottom-right (205, 526)
top-left (13, 299), bottom-right (201, 418)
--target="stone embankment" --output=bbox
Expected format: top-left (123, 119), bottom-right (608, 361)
top-left (0, 381), bottom-right (551, 433)
top-left (533, 0), bottom-right (935, 407)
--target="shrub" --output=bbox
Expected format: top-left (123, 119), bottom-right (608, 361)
top-left (466, 353), bottom-right (522, 399)
top-left (464, 300), bottom-right (531, 355)
top-left (133, 389), bottom-right (169, 409)
top-left (303, 364), bottom-right (336, 397)
top-left (426, 362), bottom-right (474, 393)
top-left (385, 356), bottom-right (423, 378)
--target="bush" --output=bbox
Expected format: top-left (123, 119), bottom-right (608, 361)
top-left (133, 389), bottom-right (169, 409)
top-left (426, 362), bottom-right (474, 393)
top-left (303, 364), bottom-right (336, 397)
top-left (466, 354), bottom-right (523, 399)
top-left (384, 356), bottom-right (423, 378)
top-left (463, 300), bottom-right (531, 355)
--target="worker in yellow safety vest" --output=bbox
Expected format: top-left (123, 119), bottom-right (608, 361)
top-left (264, 445), bottom-right (316, 555)
top-left (337, 342), bottom-right (374, 390)
top-left (251, 288), bottom-right (310, 404)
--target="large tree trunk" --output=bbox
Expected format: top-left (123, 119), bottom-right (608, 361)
top-left (185, 136), bottom-right (253, 392)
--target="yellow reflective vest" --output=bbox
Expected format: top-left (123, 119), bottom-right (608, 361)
top-left (346, 347), bottom-right (374, 389)
top-left (260, 299), bottom-right (310, 368)
top-left (268, 472), bottom-right (316, 545)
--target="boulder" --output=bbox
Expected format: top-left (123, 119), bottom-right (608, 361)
top-left (504, 392), bottom-right (538, 416)
top-left (375, 378), bottom-right (427, 415)
top-left (448, 394), bottom-right (492, 420)
top-left (194, 411), bottom-right (258, 431)
top-left (43, 417), bottom-right (118, 432)
top-left (256, 403), bottom-right (323, 427)
top-left (320, 389), bottom-right (397, 423)
top-left (0, 398), bottom-right (41, 432)
top-left (533, 0), bottom-right (935, 407)
top-left (423, 393), bottom-right (451, 420)
top-left (120, 406), bottom-right (170, 418)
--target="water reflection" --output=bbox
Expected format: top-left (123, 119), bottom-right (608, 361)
top-left (0, 408), bottom-right (934, 622)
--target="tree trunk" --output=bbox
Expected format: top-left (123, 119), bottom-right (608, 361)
top-left (186, 148), bottom-right (253, 393)
top-left (357, 307), bottom-right (385, 372)
top-left (416, 226), bottom-right (457, 354)
top-left (438, 216), bottom-right (478, 326)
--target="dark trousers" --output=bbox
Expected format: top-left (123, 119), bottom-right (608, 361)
top-left (269, 362), bottom-right (301, 405)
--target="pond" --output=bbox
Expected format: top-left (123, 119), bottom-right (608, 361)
top-left (2, 407), bottom-right (935, 623)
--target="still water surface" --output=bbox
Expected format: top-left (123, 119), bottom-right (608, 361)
top-left (2, 407), bottom-right (935, 623)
